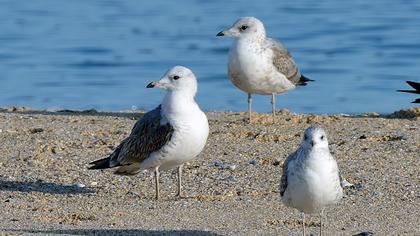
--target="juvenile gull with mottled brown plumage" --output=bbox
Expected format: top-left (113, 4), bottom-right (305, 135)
top-left (89, 66), bottom-right (209, 200)
top-left (217, 17), bottom-right (313, 123)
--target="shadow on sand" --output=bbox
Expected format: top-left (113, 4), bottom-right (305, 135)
top-left (0, 180), bottom-right (94, 194)
top-left (0, 108), bottom-right (145, 119)
top-left (2, 228), bottom-right (221, 236)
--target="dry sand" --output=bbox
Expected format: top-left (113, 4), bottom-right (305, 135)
top-left (0, 107), bottom-right (419, 235)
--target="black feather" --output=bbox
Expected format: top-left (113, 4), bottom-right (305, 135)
top-left (88, 142), bottom-right (123, 170)
top-left (88, 158), bottom-right (111, 169)
top-left (297, 75), bottom-right (314, 86)
top-left (397, 81), bottom-right (420, 103)
top-left (397, 81), bottom-right (420, 94)
top-left (407, 81), bottom-right (420, 92)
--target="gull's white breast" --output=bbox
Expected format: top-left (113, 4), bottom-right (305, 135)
top-left (283, 149), bottom-right (343, 213)
top-left (228, 39), bottom-right (295, 95)
top-left (141, 107), bottom-right (209, 171)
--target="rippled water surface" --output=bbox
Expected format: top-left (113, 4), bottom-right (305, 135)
top-left (0, 0), bottom-right (419, 114)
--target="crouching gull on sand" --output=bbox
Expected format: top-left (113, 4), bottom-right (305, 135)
top-left (217, 17), bottom-right (313, 123)
top-left (89, 66), bottom-right (209, 200)
top-left (280, 126), bottom-right (343, 236)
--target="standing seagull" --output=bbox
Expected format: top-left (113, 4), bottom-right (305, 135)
top-left (280, 126), bottom-right (343, 235)
top-left (89, 66), bottom-right (209, 200)
top-left (217, 17), bottom-right (313, 123)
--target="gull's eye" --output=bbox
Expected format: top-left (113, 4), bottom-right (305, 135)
top-left (320, 135), bottom-right (325, 140)
top-left (240, 25), bottom-right (248, 31)
top-left (304, 135), bottom-right (308, 140)
top-left (173, 75), bottom-right (180, 80)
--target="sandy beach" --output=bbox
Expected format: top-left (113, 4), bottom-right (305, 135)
top-left (0, 107), bottom-right (419, 235)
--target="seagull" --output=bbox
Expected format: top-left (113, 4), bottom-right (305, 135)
top-left (280, 126), bottom-right (343, 236)
top-left (217, 17), bottom-right (313, 123)
top-left (88, 66), bottom-right (209, 200)
top-left (397, 81), bottom-right (420, 103)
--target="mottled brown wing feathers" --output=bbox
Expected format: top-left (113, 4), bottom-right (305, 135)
top-left (268, 38), bottom-right (302, 85)
top-left (90, 105), bottom-right (174, 169)
top-left (130, 105), bottom-right (163, 135)
top-left (116, 122), bottom-right (173, 165)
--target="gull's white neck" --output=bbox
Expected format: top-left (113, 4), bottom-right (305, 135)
top-left (299, 145), bottom-right (330, 161)
top-left (234, 35), bottom-right (266, 54)
top-left (161, 90), bottom-right (199, 120)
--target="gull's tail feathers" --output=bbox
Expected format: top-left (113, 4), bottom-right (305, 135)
top-left (88, 158), bottom-right (111, 170)
top-left (297, 75), bottom-right (314, 86)
top-left (88, 145), bottom-right (122, 170)
top-left (114, 163), bottom-right (142, 176)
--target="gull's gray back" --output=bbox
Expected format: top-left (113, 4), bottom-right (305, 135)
top-left (267, 38), bottom-right (302, 85)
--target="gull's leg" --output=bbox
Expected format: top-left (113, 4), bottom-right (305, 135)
top-left (271, 93), bottom-right (276, 123)
top-left (248, 93), bottom-right (252, 123)
top-left (176, 165), bottom-right (183, 197)
top-left (154, 167), bottom-right (160, 200)
top-left (302, 212), bottom-right (306, 236)
top-left (319, 209), bottom-right (325, 236)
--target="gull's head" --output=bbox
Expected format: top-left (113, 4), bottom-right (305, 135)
top-left (147, 66), bottom-right (197, 95)
top-left (217, 17), bottom-right (266, 40)
top-left (301, 126), bottom-right (329, 149)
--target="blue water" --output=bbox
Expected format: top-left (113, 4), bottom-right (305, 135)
top-left (0, 0), bottom-right (419, 114)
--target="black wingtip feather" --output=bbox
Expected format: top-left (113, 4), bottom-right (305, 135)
top-left (397, 89), bottom-right (417, 94)
top-left (406, 81), bottom-right (420, 92)
top-left (297, 75), bottom-right (314, 86)
top-left (397, 81), bottom-right (420, 95)
top-left (88, 158), bottom-right (111, 170)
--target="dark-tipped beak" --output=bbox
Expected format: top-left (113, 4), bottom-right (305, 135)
top-left (310, 141), bottom-right (314, 147)
top-left (216, 31), bottom-right (225, 36)
top-left (146, 82), bottom-right (155, 88)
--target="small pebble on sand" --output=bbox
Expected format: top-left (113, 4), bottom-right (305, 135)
top-left (75, 183), bottom-right (86, 188)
